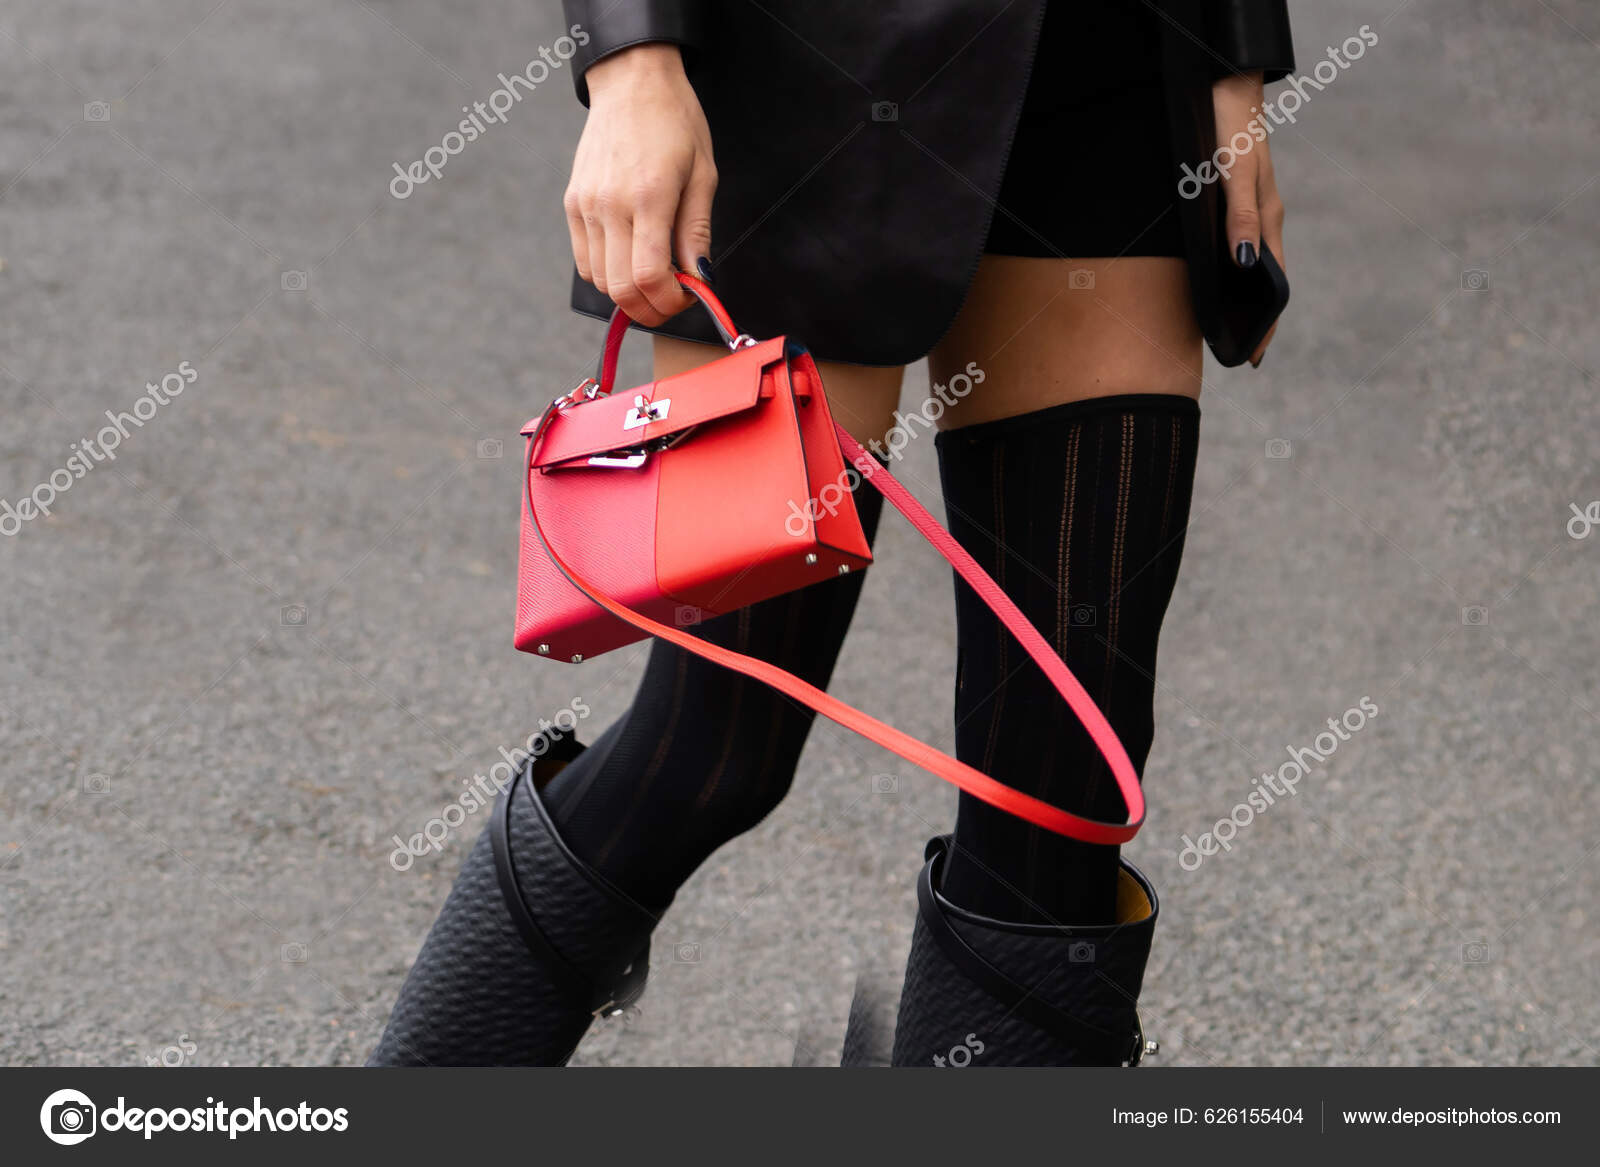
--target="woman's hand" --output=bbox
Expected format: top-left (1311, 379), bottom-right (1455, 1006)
top-left (1212, 70), bottom-right (1285, 367)
top-left (564, 44), bottom-right (717, 327)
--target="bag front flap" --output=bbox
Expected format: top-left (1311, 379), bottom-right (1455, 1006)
top-left (525, 336), bottom-right (788, 469)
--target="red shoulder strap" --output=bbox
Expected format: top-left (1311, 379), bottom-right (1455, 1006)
top-left (522, 402), bottom-right (1145, 846)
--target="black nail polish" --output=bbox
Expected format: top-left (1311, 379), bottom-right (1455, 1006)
top-left (696, 256), bottom-right (714, 283)
top-left (1235, 241), bottom-right (1258, 269)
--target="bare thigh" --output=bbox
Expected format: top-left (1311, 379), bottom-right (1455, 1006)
top-left (653, 335), bottom-right (905, 447)
top-left (929, 256), bottom-right (1202, 428)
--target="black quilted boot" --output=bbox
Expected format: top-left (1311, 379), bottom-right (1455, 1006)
top-left (367, 736), bottom-right (665, 1066)
top-left (890, 836), bottom-right (1159, 1067)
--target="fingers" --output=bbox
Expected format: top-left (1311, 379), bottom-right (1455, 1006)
top-left (1250, 321), bottom-right (1277, 368)
top-left (583, 202), bottom-right (608, 303)
top-left (1220, 140), bottom-right (1263, 271)
top-left (1211, 71), bottom-right (1266, 272)
top-left (562, 50), bottom-right (716, 327)
top-left (599, 203), bottom-right (642, 320)
top-left (674, 157), bottom-right (717, 278)
top-left (567, 172), bottom-right (698, 327)
top-left (563, 185), bottom-right (591, 286)
top-left (1250, 146), bottom-right (1285, 368)
top-left (1258, 144), bottom-right (1286, 272)
top-left (631, 203), bottom-right (688, 324)
top-left (574, 196), bottom-right (656, 327)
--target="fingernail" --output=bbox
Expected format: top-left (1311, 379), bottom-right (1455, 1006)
top-left (696, 256), bottom-right (714, 283)
top-left (1235, 241), bottom-right (1258, 269)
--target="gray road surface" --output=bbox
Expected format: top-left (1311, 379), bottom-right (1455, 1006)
top-left (2, 0), bottom-right (1598, 1066)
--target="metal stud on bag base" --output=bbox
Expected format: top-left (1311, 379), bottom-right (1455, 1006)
top-left (889, 836), bottom-right (1160, 1067)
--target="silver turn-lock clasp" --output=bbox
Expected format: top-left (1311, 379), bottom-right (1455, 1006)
top-left (623, 394), bottom-right (671, 430)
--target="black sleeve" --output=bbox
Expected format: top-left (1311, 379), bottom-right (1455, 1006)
top-left (1208, 0), bottom-right (1296, 83)
top-left (563, 1), bottom-right (706, 106)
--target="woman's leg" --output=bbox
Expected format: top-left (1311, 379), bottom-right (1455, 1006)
top-left (889, 256), bottom-right (1200, 1067)
top-left (370, 339), bottom-right (902, 1066)
top-left (540, 337), bottom-right (905, 902)
top-left (929, 254), bottom-right (1201, 927)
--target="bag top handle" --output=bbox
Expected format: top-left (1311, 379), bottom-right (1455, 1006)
top-left (592, 272), bottom-right (752, 397)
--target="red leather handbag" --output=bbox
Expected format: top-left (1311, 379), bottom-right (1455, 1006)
top-left (517, 273), bottom-right (1145, 845)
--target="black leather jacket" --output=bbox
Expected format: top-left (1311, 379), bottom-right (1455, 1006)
top-left (563, 1), bottom-right (1296, 366)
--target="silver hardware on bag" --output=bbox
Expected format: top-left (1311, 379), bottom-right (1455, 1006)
top-left (557, 378), bottom-right (602, 409)
top-left (587, 452), bottom-right (649, 469)
top-left (805, 553), bottom-right (818, 565)
top-left (584, 425), bottom-right (699, 471)
top-left (537, 643), bottom-right (550, 655)
top-left (623, 396), bottom-right (670, 430)
top-left (729, 333), bottom-right (758, 350)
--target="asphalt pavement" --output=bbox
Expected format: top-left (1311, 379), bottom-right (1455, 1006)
top-left (2, 0), bottom-right (1597, 1066)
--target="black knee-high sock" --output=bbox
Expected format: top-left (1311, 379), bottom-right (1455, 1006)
top-left (539, 472), bottom-right (887, 905)
top-left (936, 394), bottom-right (1200, 925)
